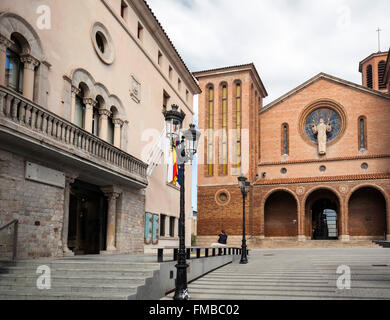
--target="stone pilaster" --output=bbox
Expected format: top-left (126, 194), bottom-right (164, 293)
top-left (0, 35), bottom-right (12, 86)
top-left (101, 187), bottom-right (121, 252)
top-left (62, 175), bottom-right (77, 256)
top-left (83, 98), bottom-right (96, 133)
top-left (70, 86), bottom-right (80, 124)
top-left (113, 118), bottom-right (124, 148)
top-left (20, 54), bottom-right (40, 101)
top-left (98, 109), bottom-right (111, 142)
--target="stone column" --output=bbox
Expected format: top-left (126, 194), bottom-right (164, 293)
top-left (83, 98), bottom-right (96, 133)
top-left (0, 35), bottom-right (13, 86)
top-left (297, 199), bottom-right (306, 241)
top-left (98, 109), bottom-right (111, 142)
top-left (62, 176), bottom-right (77, 256)
top-left (70, 86), bottom-right (80, 124)
top-left (101, 187), bottom-right (121, 252)
top-left (339, 200), bottom-right (350, 241)
top-left (386, 204), bottom-right (390, 241)
top-left (20, 55), bottom-right (40, 101)
top-left (113, 119), bottom-right (123, 149)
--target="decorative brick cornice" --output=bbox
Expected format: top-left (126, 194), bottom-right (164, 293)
top-left (259, 154), bottom-right (390, 166)
top-left (254, 173), bottom-right (390, 186)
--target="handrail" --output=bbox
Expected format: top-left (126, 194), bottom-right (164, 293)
top-left (0, 219), bottom-right (18, 261)
top-left (155, 246), bottom-right (248, 263)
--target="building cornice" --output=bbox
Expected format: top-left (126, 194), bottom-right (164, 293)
top-left (193, 63), bottom-right (268, 97)
top-left (358, 51), bottom-right (388, 72)
top-left (129, 0), bottom-right (201, 95)
top-left (254, 173), bottom-right (390, 186)
top-left (259, 154), bottom-right (390, 167)
top-left (261, 72), bottom-right (390, 115)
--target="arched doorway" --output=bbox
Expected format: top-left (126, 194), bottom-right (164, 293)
top-left (305, 189), bottom-right (340, 240)
top-left (348, 187), bottom-right (387, 239)
top-left (264, 190), bottom-right (298, 238)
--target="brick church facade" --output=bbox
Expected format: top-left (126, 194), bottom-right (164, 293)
top-left (195, 51), bottom-right (390, 245)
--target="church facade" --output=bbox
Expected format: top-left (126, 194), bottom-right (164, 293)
top-left (195, 51), bottom-right (390, 245)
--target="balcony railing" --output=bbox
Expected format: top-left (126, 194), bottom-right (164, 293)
top-left (0, 85), bottom-right (148, 185)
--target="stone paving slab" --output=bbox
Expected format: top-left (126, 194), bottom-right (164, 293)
top-left (165, 248), bottom-right (390, 300)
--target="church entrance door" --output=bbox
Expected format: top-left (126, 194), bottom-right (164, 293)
top-left (311, 199), bottom-right (338, 240)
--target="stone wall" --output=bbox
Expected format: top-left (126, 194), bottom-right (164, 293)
top-left (0, 149), bottom-right (64, 259)
top-left (116, 188), bottom-right (145, 254)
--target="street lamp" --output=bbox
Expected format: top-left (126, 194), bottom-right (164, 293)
top-left (238, 174), bottom-right (250, 264)
top-left (163, 104), bottom-right (201, 300)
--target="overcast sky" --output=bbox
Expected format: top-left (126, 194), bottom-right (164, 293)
top-left (146, 0), bottom-right (390, 210)
top-left (148, 0), bottom-right (390, 103)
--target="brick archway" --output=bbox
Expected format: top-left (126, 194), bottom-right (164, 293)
top-left (347, 184), bottom-right (388, 240)
top-left (304, 186), bottom-right (343, 240)
top-left (262, 188), bottom-right (299, 238)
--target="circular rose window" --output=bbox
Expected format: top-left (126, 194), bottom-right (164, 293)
top-left (304, 107), bottom-right (341, 143)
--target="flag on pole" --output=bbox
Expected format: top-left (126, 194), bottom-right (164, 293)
top-left (167, 140), bottom-right (179, 185)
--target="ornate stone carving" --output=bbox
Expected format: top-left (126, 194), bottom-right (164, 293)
top-left (130, 75), bottom-right (141, 103)
top-left (296, 186), bottom-right (306, 195)
top-left (20, 54), bottom-right (40, 70)
top-left (113, 118), bottom-right (124, 127)
top-left (0, 34), bottom-right (13, 52)
top-left (98, 109), bottom-right (112, 118)
top-left (339, 185), bottom-right (348, 194)
top-left (83, 98), bottom-right (97, 107)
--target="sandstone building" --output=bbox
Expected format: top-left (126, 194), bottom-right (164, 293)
top-left (195, 51), bottom-right (390, 245)
top-left (0, 0), bottom-right (200, 259)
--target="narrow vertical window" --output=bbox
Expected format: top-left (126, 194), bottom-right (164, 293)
top-left (74, 95), bottom-right (85, 128)
top-left (207, 86), bottom-right (214, 176)
top-left (92, 106), bottom-right (99, 136)
top-left (169, 217), bottom-right (175, 237)
top-left (121, 0), bottom-right (128, 20)
top-left (282, 123), bottom-right (289, 155)
top-left (236, 83), bottom-right (242, 171)
top-left (160, 215), bottom-right (166, 237)
top-left (378, 60), bottom-right (386, 90)
top-left (221, 84), bottom-right (228, 175)
top-left (137, 22), bottom-right (143, 40)
top-left (358, 116), bottom-right (367, 150)
top-left (366, 65), bottom-right (373, 89)
top-left (5, 36), bottom-right (24, 93)
top-left (158, 51), bottom-right (163, 65)
top-left (169, 66), bottom-right (173, 79)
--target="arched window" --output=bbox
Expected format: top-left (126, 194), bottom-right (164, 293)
top-left (107, 113), bottom-right (114, 145)
top-left (378, 60), bottom-right (386, 90)
top-left (358, 116), bottom-right (367, 150)
top-left (235, 82), bottom-right (242, 171)
top-left (5, 35), bottom-right (24, 93)
top-left (92, 106), bottom-right (99, 136)
top-left (74, 86), bottom-right (86, 129)
top-left (206, 85), bottom-right (214, 176)
top-left (221, 84), bottom-right (228, 175)
top-left (366, 65), bottom-right (373, 89)
top-left (281, 123), bottom-right (289, 155)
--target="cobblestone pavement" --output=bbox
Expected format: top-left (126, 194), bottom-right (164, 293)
top-left (169, 248), bottom-right (390, 300)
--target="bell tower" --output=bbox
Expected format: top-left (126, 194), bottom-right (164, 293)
top-left (359, 51), bottom-right (388, 92)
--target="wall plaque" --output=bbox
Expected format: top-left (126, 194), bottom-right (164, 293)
top-left (25, 162), bottom-right (65, 188)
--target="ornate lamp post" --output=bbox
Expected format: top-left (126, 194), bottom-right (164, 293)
top-left (238, 174), bottom-right (250, 264)
top-left (163, 105), bottom-right (201, 300)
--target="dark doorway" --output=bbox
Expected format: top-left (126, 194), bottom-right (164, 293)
top-left (311, 199), bottom-right (338, 240)
top-left (68, 180), bottom-right (108, 254)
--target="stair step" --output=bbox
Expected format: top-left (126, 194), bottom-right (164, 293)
top-left (0, 289), bottom-right (132, 300)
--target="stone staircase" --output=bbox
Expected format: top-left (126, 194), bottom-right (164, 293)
top-left (196, 236), bottom-right (382, 249)
top-left (0, 257), bottom-right (161, 300)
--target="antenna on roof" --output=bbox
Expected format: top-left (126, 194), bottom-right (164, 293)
top-left (376, 27), bottom-right (382, 52)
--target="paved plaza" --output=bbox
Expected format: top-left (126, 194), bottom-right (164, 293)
top-left (168, 248), bottom-right (390, 300)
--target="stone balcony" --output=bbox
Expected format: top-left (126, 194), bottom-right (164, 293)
top-left (0, 85), bottom-right (148, 189)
